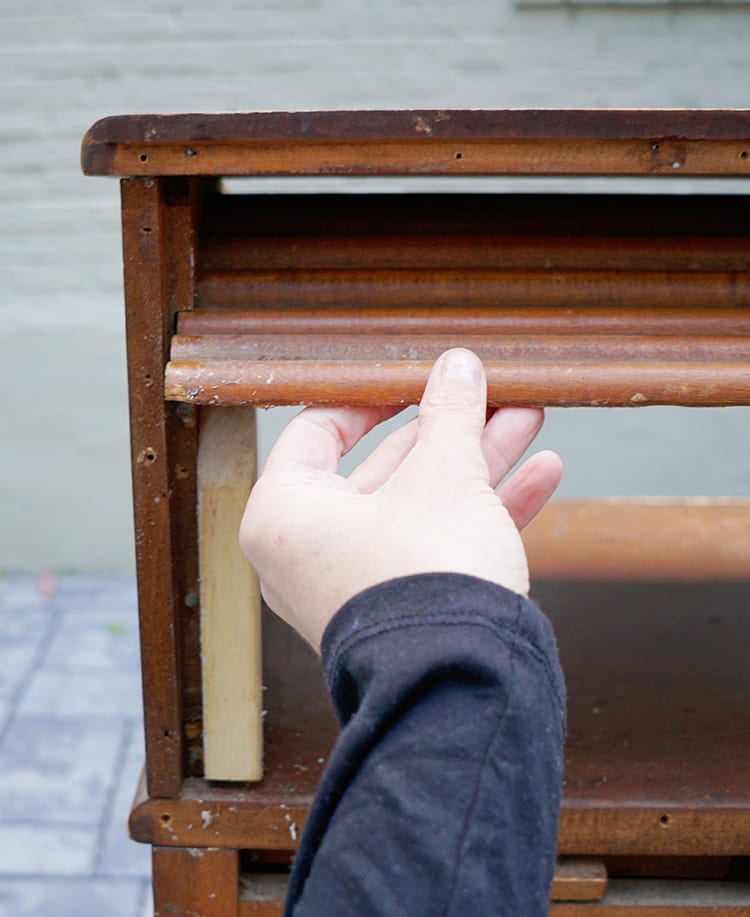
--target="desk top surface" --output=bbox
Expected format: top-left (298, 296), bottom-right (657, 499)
top-left (81, 109), bottom-right (750, 178)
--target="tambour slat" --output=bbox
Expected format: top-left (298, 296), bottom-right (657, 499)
top-left (178, 306), bottom-right (750, 337)
top-left (170, 333), bottom-right (750, 365)
top-left (164, 359), bottom-right (750, 407)
top-left (195, 269), bottom-right (750, 310)
top-left (199, 234), bottom-right (750, 273)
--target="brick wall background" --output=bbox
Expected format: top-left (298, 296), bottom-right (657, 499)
top-left (2, 0), bottom-right (750, 570)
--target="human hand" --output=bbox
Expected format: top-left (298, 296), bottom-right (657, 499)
top-left (239, 349), bottom-right (563, 652)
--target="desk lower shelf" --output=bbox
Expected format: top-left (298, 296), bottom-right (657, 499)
top-left (131, 578), bottom-right (750, 858)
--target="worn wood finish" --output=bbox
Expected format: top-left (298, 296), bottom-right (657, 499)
top-left (130, 562), bottom-right (750, 857)
top-left (153, 846), bottom-right (239, 917)
top-left (198, 407), bottom-right (263, 781)
top-left (82, 110), bottom-right (750, 178)
top-left (524, 499), bottom-right (750, 580)
top-left (200, 233), bottom-right (750, 273)
top-left (164, 358), bottom-right (750, 407)
top-left (121, 177), bottom-right (203, 797)
top-left (179, 306), bottom-right (750, 338)
top-left (171, 333), bottom-right (750, 364)
top-left (196, 269), bottom-right (750, 311)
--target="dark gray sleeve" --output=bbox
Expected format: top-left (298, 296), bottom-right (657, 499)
top-left (286, 573), bottom-right (566, 917)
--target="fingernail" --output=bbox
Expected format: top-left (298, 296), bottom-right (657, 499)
top-left (440, 349), bottom-right (482, 385)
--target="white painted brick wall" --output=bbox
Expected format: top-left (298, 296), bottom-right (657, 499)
top-left (2, 0), bottom-right (750, 569)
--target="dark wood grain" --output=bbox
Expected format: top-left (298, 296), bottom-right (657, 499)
top-left (130, 570), bottom-right (750, 857)
top-left (120, 177), bottom-right (203, 797)
top-left (82, 110), bottom-right (750, 177)
top-left (163, 358), bottom-right (750, 407)
top-left (153, 846), bottom-right (239, 916)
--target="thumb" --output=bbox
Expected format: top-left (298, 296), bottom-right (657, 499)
top-left (416, 349), bottom-right (488, 468)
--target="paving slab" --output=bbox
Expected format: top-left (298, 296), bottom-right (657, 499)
top-left (98, 723), bottom-right (150, 878)
top-left (0, 715), bottom-right (125, 824)
top-left (0, 824), bottom-right (97, 876)
top-left (43, 609), bottom-right (141, 671)
top-left (17, 668), bottom-right (144, 719)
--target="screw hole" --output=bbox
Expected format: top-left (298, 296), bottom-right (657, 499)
top-left (455, 152), bottom-right (463, 160)
top-left (142, 226), bottom-right (152, 234)
top-left (139, 153), bottom-right (149, 162)
top-left (741, 151), bottom-right (748, 160)
top-left (160, 813), bottom-right (172, 826)
top-left (659, 813), bottom-right (671, 827)
top-left (650, 143), bottom-right (659, 152)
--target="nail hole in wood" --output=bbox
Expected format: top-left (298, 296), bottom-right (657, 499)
top-left (659, 813), bottom-right (671, 827)
top-left (161, 813), bottom-right (172, 826)
top-left (139, 153), bottom-right (149, 162)
top-left (741, 151), bottom-right (748, 160)
top-left (455, 152), bottom-right (463, 160)
top-left (142, 226), bottom-right (152, 234)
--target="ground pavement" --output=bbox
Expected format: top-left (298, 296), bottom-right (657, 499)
top-left (0, 574), bottom-right (151, 917)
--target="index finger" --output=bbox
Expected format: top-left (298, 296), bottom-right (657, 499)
top-left (263, 405), bottom-right (403, 476)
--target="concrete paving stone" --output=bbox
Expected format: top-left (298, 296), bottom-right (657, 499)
top-left (43, 609), bottom-right (141, 671)
top-left (0, 576), bottom-right (48, 609)
top-left (0, 824), bottom-right (96, 876)
top-left (17, 668), bottom-right (143, 718)
top-left (0, 716), bottom-right (125, 824)
top-left (98, 723), bottom-right (150, 878)
top-left (0, 645), bottom-right (42, 703)
top-left (0, 877), bottom-right (148, 917)
top-left (52, 575), bottom-right (137, 612)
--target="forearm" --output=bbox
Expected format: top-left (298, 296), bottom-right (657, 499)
top-left (286, 573), bottom-right (566, 917)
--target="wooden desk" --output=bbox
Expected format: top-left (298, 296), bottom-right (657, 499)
top-left (82, 111), bottom-right (750, 914)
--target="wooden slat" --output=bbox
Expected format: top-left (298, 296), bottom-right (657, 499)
top-left (170, 333), bottom-right (750, 365)
top-left (178, 306), bottom-right (750, 338)
top-left (82, 110), bottom-right (750, 177)
top-left (549, 880), bottom-right (750, 914)
top-left (163, 359), bottom-right (750, 407)
top-left (199, 233), bottom-right (750, 272)
top-left (198, 407), bottom-right (263, 782)
top-left (195, 269), bottom-right (750, 311)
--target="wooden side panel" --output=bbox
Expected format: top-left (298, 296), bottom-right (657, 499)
top-left (198, 407), bottom-right (263, 781)
top-left (121, 177), bottom-right (200, 796)
top-left (153, 846), bottom-right (239, 917)
top-left (524, 499), bottom-right (750, 581)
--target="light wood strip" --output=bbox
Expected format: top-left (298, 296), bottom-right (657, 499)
top-left (198, 407), bottom-right (263, 781)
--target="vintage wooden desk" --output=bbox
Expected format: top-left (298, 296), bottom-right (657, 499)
top-left (82, 111), bottom-right (750, 914)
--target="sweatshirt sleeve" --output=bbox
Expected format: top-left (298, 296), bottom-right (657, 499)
top-left (285, 572), bottom-right (566, 917)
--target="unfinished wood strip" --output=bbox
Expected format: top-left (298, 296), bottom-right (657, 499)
top-left (165, 359), bottom-right (750, 408)
top-left (553, 858), bottom-right (609, 902)
top-left (198, 233), bottom-right (750, 272)
top-left (525, 499), bottom-right (750, 581)
top-left (178, 306), bottom-right (750, 338)
top-left (169, 333), bottom-right (750, 365)
top-left (195, 269), bottom-right (750, 311)
top-left (198, 406), bottom-right (262, 781)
